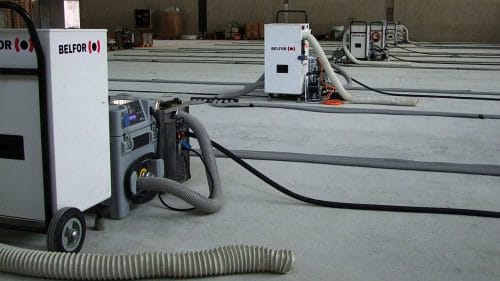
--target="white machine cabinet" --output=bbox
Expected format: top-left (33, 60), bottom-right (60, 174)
top-left (386, 22), bottom-right (398, 46)
top-left (0, 29), bottom-right (111, 250)
top-left (369, 21), bottom-right (386, 50)
top-left (349, 22), bottom-right (370, 60)
top-left (264, 23), bottom-right (310, 96)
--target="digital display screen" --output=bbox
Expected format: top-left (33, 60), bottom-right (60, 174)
top-left (125, 101), bottom-right (146, 126)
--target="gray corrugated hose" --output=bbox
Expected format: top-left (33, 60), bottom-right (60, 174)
top-left (0, 243), bottom-right (295, 279)
top-left (138, 110), bottom-right (223, 213)
top-left (303, 32), bottom-right (417, 106)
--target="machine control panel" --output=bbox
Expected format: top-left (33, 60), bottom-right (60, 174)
top-left (123, 100), bottom-right (146, 127)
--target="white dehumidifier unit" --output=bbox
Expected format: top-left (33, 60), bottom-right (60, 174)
top-left (369, 21), bottom-right (386, 50)
top-left (349, 21), bottom-right (370, 60)
top-left (386, 22), bottom-right (398, 46)
top-left (264, 23), bottom-right (310, 97)
top-left (0, 26), bottom-right (110, 252)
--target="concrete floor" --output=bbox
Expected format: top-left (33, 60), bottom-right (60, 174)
top-left (1, 40), bottom-right (500, 281)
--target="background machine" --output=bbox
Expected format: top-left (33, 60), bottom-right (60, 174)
top-left (264, 23), bottom-right (310, 98)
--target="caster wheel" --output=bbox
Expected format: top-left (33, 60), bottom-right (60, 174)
top-left (47, 207), bottom-right (86, 253)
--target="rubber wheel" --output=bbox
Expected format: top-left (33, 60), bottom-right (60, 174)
top-left (46, 207), bottom-right (86, 253)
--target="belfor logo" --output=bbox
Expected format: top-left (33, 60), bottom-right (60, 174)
top-left (15, 37), bottom-right (34, 53)
top-left (88, 40), bottom-right (101, 54)
top-left (0, 37), bottom-right (33, 53)
top-left (58, 40), bottom-right (101, 55)
top-left (271, 46), bottom-right (297, 52)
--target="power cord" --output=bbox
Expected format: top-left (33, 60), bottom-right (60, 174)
top-left (191, 133), bottom-right (500, 219)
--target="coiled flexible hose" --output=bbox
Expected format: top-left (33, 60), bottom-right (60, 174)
top-left (138, 110), bottom-right (223, 213)
top-left (0, 243), bottom-right (294, 279)
top-left (303, 32), bottom-right (418, 106)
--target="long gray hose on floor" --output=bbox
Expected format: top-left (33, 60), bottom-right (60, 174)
top-left (304, 32), bottom-right (417, 106)
top-left (0, 243), bottom-right (294, 279)
top-left (211, 101), bottom-right (500, 120)
top-left (217, 74), bottom-right (264, 99)
top-left (204, 149), bottom-right (500, 177)
top-left (138, 111), bottom-right (223, 213)
top-left (189, 74), bottom-right (264, 105)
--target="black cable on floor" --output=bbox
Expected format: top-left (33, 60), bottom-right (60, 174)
top-left (350, 77), bottom-right (500, 101)
top-left (394, 46), bottom-right (500, 58)
top-left (158, 148), bottom-right (214, 212)
top-left (199, 135), bottom-right (500, 219)
top-left (389, 54), bottom-right (500, 66)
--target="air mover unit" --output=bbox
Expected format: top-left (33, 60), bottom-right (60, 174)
top-left (0, 28), bottom-right (110, 252)
top-left (349, 21), bottom-right (370, 60)
top-left (386, 22), bottom-right (398, 46)
top-left (368, 21), bottom-right (388, 61)
top-left (107, 97), bottom-right (191, 220)
top-left (369, 21), bottom-right (386, 50)
top-left (108, 99), bottom-right (163, 219)
top-left (264, 23), bottom-right (310, 97)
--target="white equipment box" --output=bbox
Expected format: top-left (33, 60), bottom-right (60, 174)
top-left (386, 22), bottom-right (398, 46)
top-left (369, 22), bottom-right (386, 50)
top-left (349, 22), bottom-right (370, 60)
top-left (0, 29), bottom-right (111, 230)
top-left (264, 23), bottom-right (310, 96)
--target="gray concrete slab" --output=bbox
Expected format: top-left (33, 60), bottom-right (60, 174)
top-left (1, 40), bottom-right (499, 281)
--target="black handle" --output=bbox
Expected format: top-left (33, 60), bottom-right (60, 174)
top-left (0, 1), bottom-right (52, 229)
top-left (349, 21), bottom-right (368, 33)
top-left (0, 1), bottom-right (45, 74)
top-left (276, 10), bottom-right (308, 23)
top-left (349, 20), bottom-right (368, 26)
top-left (370, 21), bottom-right (384, 27)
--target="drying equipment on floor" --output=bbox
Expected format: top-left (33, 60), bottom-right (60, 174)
top-left (0, 2), bottom-right (294, 279)
top-left (264, 23), bottom-right (310, 97)
top-left (0, 27), bottom-right (109, 252)
top-left (2, 3), bottom-right (499, 280)
top-left (264, 22), bottom-right (418, 106)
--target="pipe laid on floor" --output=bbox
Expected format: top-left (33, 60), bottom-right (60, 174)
top-left (0, 243), bottom-right (294, 280)
top-left (304, 32), bottom-right (417, 106)
top-left (217, 74), bottom-right (264, 99)
top-left (210, 101), bottom-right (500, 120)
top-left (202, 149), bottom-right (500, 177)
top-left (347, 87), bottom-right (500, 96)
